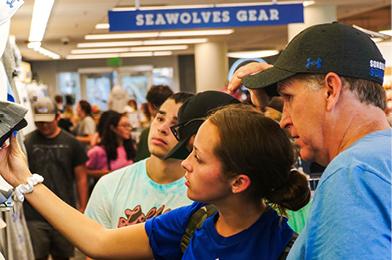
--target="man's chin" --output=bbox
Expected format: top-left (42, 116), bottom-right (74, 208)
top-left (299, 149), bottom-right (315, 162)
top-left (149, 149), bottom-right (167, 160)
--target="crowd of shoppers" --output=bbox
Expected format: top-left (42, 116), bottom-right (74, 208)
top-left (0, 22), bottom-right (390, 260)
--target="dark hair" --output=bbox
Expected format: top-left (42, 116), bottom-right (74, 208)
top-left (54, 94), bottom-right (63, 103)
top-left (65, 94), bottom-right (75, 106)
top-left (168, 92), bottom-right (194, 105)
top-left (146, 85), bottom-right (174, 109)
top-left (100, 112), bottom-right (136, 162)
top-left (96, 110), bottom-right (118, 137)
top-left (208, 104), bottom-right (310, 212)
top-left (78, 100), bottom-right (92, 116)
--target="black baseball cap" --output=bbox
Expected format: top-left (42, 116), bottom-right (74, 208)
top-left (165, 91), bottom-right (240, 160)
top-left (243, 22), bottom-right (385, 96)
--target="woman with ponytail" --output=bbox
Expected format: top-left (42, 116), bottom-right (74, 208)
top-left (0, 104), bottom-right (310, 259)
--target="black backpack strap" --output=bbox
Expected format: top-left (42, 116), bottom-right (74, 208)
top-left (180, 204), bottom-right (217, 253)
top-left (279, 232), bottom-right (298, 260)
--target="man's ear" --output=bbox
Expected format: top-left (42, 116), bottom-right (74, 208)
top-left (324, 72), bottom-right (343, 111)
top-left (231, 174), bottom-right (251, 194)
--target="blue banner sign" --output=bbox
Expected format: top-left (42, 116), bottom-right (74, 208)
top-left (108, 3), bottom-right (304, 31)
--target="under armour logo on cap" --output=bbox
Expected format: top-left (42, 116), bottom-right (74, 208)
top-left (305, 57), bottom-right (323, 70)
top-left (0, 0), bottom-right (24, 25)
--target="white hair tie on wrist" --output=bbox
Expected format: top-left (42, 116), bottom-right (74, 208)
top-left (14, 174), bottom-right (44, 202)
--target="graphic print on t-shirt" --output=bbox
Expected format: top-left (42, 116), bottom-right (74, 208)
top-left (117, 204), bottom-right (171, 227)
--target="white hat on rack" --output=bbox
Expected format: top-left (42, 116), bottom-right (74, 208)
top-left (0, 0), bottom-right (24, 57)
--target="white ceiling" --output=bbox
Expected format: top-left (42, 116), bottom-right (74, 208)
top-left (9, 0), bottom-right (391, 60)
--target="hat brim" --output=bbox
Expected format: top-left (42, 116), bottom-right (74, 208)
top-left (34, 114), bottom-right (55, 122)
top-left (242, 66), bottom-right (297, 96)
top-left (164, 135), bottom-right (192, 160)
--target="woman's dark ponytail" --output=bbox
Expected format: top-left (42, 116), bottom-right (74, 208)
top-left (265, 169), bottom-right (311, 212)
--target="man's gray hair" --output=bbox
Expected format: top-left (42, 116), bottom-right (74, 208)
top-left (278, 74), bottom-right (386, 109)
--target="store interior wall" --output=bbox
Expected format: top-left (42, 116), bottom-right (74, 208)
top-left (30, 55), bottom-right (181, 99)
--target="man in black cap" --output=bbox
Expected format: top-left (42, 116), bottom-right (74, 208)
top-left (165, 90), bottom-right (240, 160)
top-left (228, 22), bottom-right (391, 259)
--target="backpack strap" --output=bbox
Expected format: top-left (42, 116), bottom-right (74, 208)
top-left (180, 204), bottom-right (217, 253)
top-left (279, 232), bottom-right (298, 260)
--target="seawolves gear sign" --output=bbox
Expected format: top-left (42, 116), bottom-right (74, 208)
top-left (108, 3), bottom-right (304, 31)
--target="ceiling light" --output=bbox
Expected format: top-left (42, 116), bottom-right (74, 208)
top-left (71, 48), bottom-right (131, 54)
top-left (95, 23), bottom-right (110, 30)
top-left (66, 51), bottom-right (173, 60)
top-left (144, 38), bottom-right (207, 45)
top-left (379, 30), bottom-right (392, 36)
top-left (85, 29), bottom-right (232, 40)
top-left (112, 5), bottom-right (213, 11)
top-left (67, 53), bottom-right (125, 59)
top-left (29, 0), bottom-right (55, 42)
top-left (77, 41), bottom-right (143, 48)
top-left (27, 41), bottom-right (41, 49)
top-left (154, 51), bottom-right (172, 56)
top-left (372, 38), bottom-right (383, 43)
top-left (85, 32), bottom-right (159, 40)
top-left (77, 38), bottom-right (207, 48)
top-left (160, 29), bottom-right (233, 37)
top-left (111, 2), bottom-right (293, 11)
top-left (71, 45), bottom-right (187, 54)
top-left (27, 41), bottom-right (60, 59)
top-left (303, 1), bottom-right (315, 7)
top-left (353, 25), bottom-right (390, 40)
top-left (227, 50), bottom-right (279, 58)
top-left (129, 45), bottom-right (188, 51)
top-left (36, 46), bottom-right (61, 59)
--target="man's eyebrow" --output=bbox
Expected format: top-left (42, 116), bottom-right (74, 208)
top-left (157, 110), bottom-right (167, 115)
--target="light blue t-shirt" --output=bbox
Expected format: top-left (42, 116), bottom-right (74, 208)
top-left (85, 159), bottom-right (192, 228)
top-left (289, 129), bottom-right (392, 259)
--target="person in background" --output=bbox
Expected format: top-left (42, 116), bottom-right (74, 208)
top-left (24, 97), bottom-right (88, 260)
top-left (86, 111), bottom-right (135, 178)
top-left (58, 105), bottom-right (74, 133)
top-left (85, 92), bottom-right (193, 229)
top-left (108, 85), bottom-right (129, 113)
top-left (0, 104), bottom-right (310, 259)
top-left (73, 100), bottom-right (96, 146)
top-left (228, 22), bottom-right (391, 259)
top-left (134, 85), bottom-right (174, 162)
top-left (91, 104), bottom-right (101, 126)
top-left (54, 94), bottom-right (64, 113)
top-left (124, 99), bottom-right (142, 130)
top-left (89, 110), bottom-right (117, 146)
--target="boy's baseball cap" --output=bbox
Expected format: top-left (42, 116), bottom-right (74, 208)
top-left (243, 22), bottom-right (385, 96)
top-left (165, 91), bottom-right (240, 160)
top-left (33, 97), bottom-right (57, 122)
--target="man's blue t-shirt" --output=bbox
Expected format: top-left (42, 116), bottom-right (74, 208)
top-left (145, 202), bottom-right (293, 260)
top-left (288, 129), bottom-right (392, 259)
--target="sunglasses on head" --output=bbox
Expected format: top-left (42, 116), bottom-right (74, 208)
top-left (170, 117), bottom-right (205, 141)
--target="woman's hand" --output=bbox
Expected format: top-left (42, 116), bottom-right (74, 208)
top-left (0, 137), bottom-right (32, 187)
